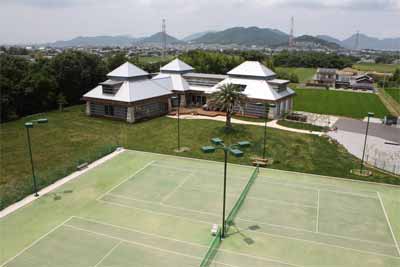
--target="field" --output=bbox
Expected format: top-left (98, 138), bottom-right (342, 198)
top-left (276, 67), bottom-right (316, 83)
top-left (353, 63), bottom-right (400, 73)
top-left (293, 88), bottom-right (390, 118)
top-left (385, 88), bottom-right (400, 104)
top-left (139, 55), bottom-right (174, 64)
top-left (1, 105), bottom-right (398, 210)
top-left (1, 150), bottom-right (399, 267)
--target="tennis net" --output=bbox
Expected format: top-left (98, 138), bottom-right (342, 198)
top-left (200, 228), bottom-right (222, 267)
top-left (226, 166), bottom-right (259, 229)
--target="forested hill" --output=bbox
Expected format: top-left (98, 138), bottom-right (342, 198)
top-left (192, 27), bottom-right (289, 46)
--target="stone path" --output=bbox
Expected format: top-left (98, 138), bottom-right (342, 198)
top-left (167, 114), bottom-right (324, 136)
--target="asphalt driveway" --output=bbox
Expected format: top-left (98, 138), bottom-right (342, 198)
top-left (334, 118), bottom-right (400, 143)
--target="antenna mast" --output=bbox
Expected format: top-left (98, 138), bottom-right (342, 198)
top-left (162, 19), bottom-right (167, 59)
top-left (354, 30), bottom-right (360, 51)
top-left (289, 16), bottom-right (294, 48)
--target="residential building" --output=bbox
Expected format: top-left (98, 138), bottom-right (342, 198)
top-left (313, 68), bottom-right (337, 87)
top-left (82, 59), bottom-right (296, 122)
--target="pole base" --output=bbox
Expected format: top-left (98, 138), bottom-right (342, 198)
top-left (34, 193), bottom-right (39, 197)
top-left (174, 147), bottom-right (190, 153)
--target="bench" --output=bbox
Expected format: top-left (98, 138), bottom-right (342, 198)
top-left (77, 162), bottom-right (89, 170)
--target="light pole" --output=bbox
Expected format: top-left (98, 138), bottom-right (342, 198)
top-left (201, 138), bottom-right (250, 239)
top-left (255, 102), bottom-right (276, 159)
top-left (24, 118), bottom-right (48, 197)
top-left (171, 95), bottom-right (181, 151)
top-left (360, 112), bottom-right (374, 174)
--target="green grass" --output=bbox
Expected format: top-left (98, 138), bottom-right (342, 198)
top-left (276, 67), bottom-right (316, 83)
top-left (353, 63), bottom-right (400, 73)
top-left (293, 88), bottom-right (391, 118)
top-left (1, 105), bottom-right (397, 209)
top-left (385, 88), bottom-right (400, 104)
top-left (277, 120), bottom-right (326, 132)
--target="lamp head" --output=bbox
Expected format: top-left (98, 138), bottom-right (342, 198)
top-left (367, 112), bottom-right (374, 117)
top-left (24, 122), bottom-right (34, 128)
top-left (36, 118), bottom-right (48, 124)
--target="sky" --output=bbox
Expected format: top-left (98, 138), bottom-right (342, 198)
top-left (0, 0), bottom-right (399, 44)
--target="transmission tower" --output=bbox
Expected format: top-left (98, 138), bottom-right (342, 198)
top-left (289, 16), bottom-right (294, 48)
top-left (162, 19), bottom-right (167, 59)
top-left (354, 30), bottom-right (360, 51)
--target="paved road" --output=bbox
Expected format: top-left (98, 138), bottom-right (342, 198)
top-left (334, 118), bottom-right (400, 143)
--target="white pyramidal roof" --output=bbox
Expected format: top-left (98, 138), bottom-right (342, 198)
top-left (207, 77), bottom-right (294, 101)
top-left (107, 62), bottom-right (149, 78)
top-left (160, 58), bottom-right (194, 73)
top-left (227, 61), bottom-right (276, 78)
top-left (83, 76), bottom-right (172, 103)
top-left (153, 73), bottom-right (190, 92)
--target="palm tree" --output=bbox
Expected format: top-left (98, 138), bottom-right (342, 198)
top-left (209, 83), bottom-right (247, 129)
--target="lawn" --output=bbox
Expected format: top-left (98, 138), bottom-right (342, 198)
top-left (277, 120), bottom-right (326, 132)
top-left (276, 67), bottom-right (316, 83)
top-left (353, 63), bottom-right (400, 73)
top-left (293, 88), bottom-right (391, 118)
top-left (385, 88), bottom-right (400, 104)
top-left (139, 55), bottom-right (174, 64)
top-left (0, 105), bottom-right (397, 209)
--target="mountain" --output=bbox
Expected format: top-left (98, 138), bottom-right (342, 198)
top-left (316, 35), bottom-right (343, 46)
top-left (294, 35), bottom-right (342, 49)
top-left (192, 26), bottom-right (289, 46)
top-left (342, 34), bottom-right (400, 50)
top-left (138, 32), bottom-right (184, 44)
top-left (183, 31), bottom-right (215, 42)
top-left (48, 35), bottom-right (136, 47)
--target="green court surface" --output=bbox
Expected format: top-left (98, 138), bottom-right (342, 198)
top-left (1, 150), bottom-right (399, 267)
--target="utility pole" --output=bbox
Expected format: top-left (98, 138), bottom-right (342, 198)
top-left (162, 19), bottom-right (167, 59)
top-left (289, 16), bottom-right (294, 48)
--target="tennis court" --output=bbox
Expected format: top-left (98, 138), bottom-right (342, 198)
top-left (1, 150), bottom-right (399, 267)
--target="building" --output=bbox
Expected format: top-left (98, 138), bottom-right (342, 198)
top-left (82, 62), bottom-right (173, 123)
top-left (82, 59), bottom-right (296, 122)
top-left (313, 68), bottom-right (337, 87)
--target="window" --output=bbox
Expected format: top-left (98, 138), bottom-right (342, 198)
top-left (102, 85), bottom-right (115, 94)
top-left (104, 105), bottom-right (114, 116)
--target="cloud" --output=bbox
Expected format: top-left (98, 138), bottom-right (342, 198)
top-left (257, 0), bottom-right (400, 12)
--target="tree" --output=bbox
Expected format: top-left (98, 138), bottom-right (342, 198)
top-left (209, 83), bottom-right (247, 129)
top-left (106, 52), bottom-right (127, 71)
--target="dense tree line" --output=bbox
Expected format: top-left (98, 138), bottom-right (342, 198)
top-left (378, 68), bottom-right (400, 88)
top-left (273, 51), bottom-right (357, 69)
top-left (0, 51), bottom-right (108, 122)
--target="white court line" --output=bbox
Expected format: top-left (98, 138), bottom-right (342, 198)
top-left (63, 224), bottom-right (204, 261)
top-left (96, 160), bottom-right (156, 201)
top-left (72, 216), bottom-right (211, 249)
top-left (259, 178), bottom-right (379, 199)
top-left (98, 198), bottom-right (216, 226)
top-left (240, 227), bottom-right (400, 260)
top-left (151, 163), bottom-right (252, 182)
top-left (128, 149), bottom-right (400, 188)
top-left (104, 193), bottom-right (395, 248)
top-left (68, 217), bottom-right (294, 267)
top-left (187, 185), bottom-right (317, 209)
top-left (258, 175), bottom-right (382, 195)
top-left (93, 240), bottom-right (122, 267)
top-left (160, 172), bottom-right (194, 204)
top-left (377, 192), bottom-right (400, 257)
top-left (99, 197), bottom-right (399, 259)
top-left (0, 217), bottom-right (74, 267)
top-left (316, 190), bottom-right (320, 233)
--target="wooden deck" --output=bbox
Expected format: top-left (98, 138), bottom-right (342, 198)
top-left (169, 108), bottom-right (226, 117)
